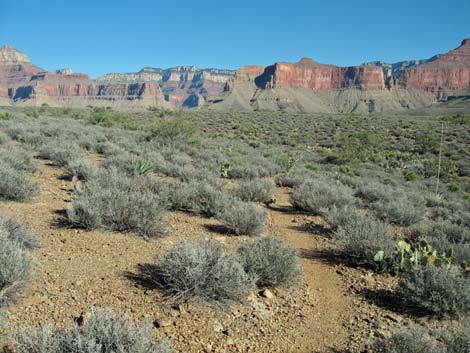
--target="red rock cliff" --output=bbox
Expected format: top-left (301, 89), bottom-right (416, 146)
top-left (254, 58), bottom-right (385, 90)
top-left (397, 38), bottom-right (470, 93)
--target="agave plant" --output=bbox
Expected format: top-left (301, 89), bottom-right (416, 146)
top-left (131, 159), bottom-right (153, 176)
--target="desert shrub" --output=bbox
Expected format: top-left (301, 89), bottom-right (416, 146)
top-left (169, 180), bottom-right (227, 217)
top-left (38, 143), bottom-right (82, 167)
top-left (216, 199), bottom-right (266, 236)
top-left (372, 326), bottom-right (437, 353)
top-left (275, 168), bottom-right (314, 187)
top-left (0, 164), bottom-right (38, 201)
top-left (154, 239), bottom-right (255, 304)
top-left (64, 156), bottom-right (96, 181)
top-left (412, 220), bottom-right (470, 244)
top-left (440, 320), bottom-right (470, 353)
top-left (355, 181), bottom-right (397, 203)
top-left (371, 193), bottom-right (426, 226)
top-left (67, 168), bottom-right (167, 238)
top-left (323, 204), bottom-right (362, 230)
top-left (12, 310), bottom-right (171, 353)
top-left (0, 146), bottom-right (37, 172)
top-left (291, 177), bottom-right (353, 215)
top-left (398, 265), bottom-right (470, 317)
top-left (332, 215), bottom-right (396, 267)
top-left (237, 236), bottom-right (302, 287)
top-left (0, 216), bottom-right (38, 250)
top-left (0, 131), bottom-right (10, 144)
top-left (0, 235), bottom-right (31, 306)
top-left (235, 178), bottom-right (275, 204)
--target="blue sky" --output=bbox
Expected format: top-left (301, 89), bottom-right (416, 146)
top-left (1, 0), bottom-right (469, 78)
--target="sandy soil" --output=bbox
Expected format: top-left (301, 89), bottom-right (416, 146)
top-left (0, 159), bottom-right (413, 353)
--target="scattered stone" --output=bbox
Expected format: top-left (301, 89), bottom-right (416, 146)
top-left (155, 318), bottom-right (173, 328)
top-left (259, 289), bottom-right (274, 299)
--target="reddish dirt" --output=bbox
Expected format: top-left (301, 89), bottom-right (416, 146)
top-left (0, 160), bottom-right (411, 352)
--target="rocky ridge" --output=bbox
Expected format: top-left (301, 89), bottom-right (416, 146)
top-left (1, 39), bottom-right (470, 111)
top-left (213, 38), bottom-right (470, 112)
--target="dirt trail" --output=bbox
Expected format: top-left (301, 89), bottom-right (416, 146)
top-left (267, 188), bottom-right (355, 352)
top-left (1, 160), bottom-right (358, 353)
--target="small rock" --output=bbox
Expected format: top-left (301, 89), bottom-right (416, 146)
top-left (213, 322), bottom-right (224, 333)
top-left (155, 318), bottom-right (173, 328)
top-left (259, 289), bottom-right (274, 299)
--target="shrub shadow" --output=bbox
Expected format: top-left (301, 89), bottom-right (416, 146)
top-left (359, 288), bottom-right (427, 318)
top-left (204, 224), bottom-right (235, 236)
top-left (125, 263), bottom-right (163, 291)
top-left (289, 222), bottom-right (331, 237)
top-left (299, 248), bottom-right (362, 268)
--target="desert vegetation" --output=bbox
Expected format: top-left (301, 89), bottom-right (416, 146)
top-left (0, 106), bottom-right (469, 352)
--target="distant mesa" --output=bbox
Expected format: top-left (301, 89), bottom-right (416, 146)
top-left (1, 39), bottom-right (470, 112)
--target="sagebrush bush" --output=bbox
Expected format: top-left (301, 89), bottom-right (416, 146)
top-left (275, 168), bottom-right (314, 188)
top-left (372, 194), bottom-right (426, 226)
top-left (372, 326), bottom-right (437, 353)
top-left (0, 215), bottom-right (38, 249)
top-left (235, 178), bottom-right (276, 204)
top-left (291, 177), bottom-right (353, 215)
top-left (155, 239), bottom-right (255, 304)
top-left (169, 180), bottom-right (226, 217)
top-left (64, 156), bottom-right (96, 181)
top-left (238, 236), bottom-right (302, 287)
top-left (0, 235), bottom-right (31, 306)
top-left (67, 168), bottom-right (167, 237)
top-left (13, 310), bottom-right (171, 353)
top-left (323, 204), bottom-right (362, 230)
top-left (332, 215), bottom-right (396, 266)
top-left (440, 320), bottom-right (470, 353)
top-left (38, 143), bottom-right (82, 167)
top-left (374, 321), bottom-right (470, 353)
top-left (0, 164), bottom-right (38, 201)
top-left (0, 146), bottom-right (37, 172)
top-left (398, 265), bottom-right (470, 317)
top-left (355, 181), bottom-right (396, 203)
top-left (216, 199), bottom-right (266, 235)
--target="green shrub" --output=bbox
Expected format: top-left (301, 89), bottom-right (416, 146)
top-left (67, 168), bottom-right (167, 238)
top-left (405, 171), bottom-right (419, 181)
top-left (332, 215), bottom-right (396, 268)
top-left (291, 177), bottom-right (353, 215)
top-left (235, 178), bottom-right (275, 204)
top-left (448, 183), bottom-right (460, 192)
top-left (13, 311), bottom-right (171, 353)
top-left (0, 164), bottom-right (39, 201)
top-left (398, 265), bottom-right (470, 317)
top-left (238, 236), bottom-right (302, 288)
top-left (154, 239), bottom-right (254, 304)
top-left (216, 199), bottom-right (266, 236)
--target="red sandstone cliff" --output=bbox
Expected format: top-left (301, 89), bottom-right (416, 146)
top-left (0, 45), bottom-right (166, 106)
top-left (254, 58), bottom-right (385, 90)
top-left (397, 38), bottom-right (470, 93)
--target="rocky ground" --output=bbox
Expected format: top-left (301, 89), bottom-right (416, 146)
top-left (0, 159), bottom-right (419, 353)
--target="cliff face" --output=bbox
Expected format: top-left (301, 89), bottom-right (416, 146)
top-left (396, 38), bottom-right (470, 93)
top-left (97, 66), bottom-right (236, 107)
top-left (0, 45), bottom-right (167, 107)
top-left (254, 58), bottom-right (385, 90)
